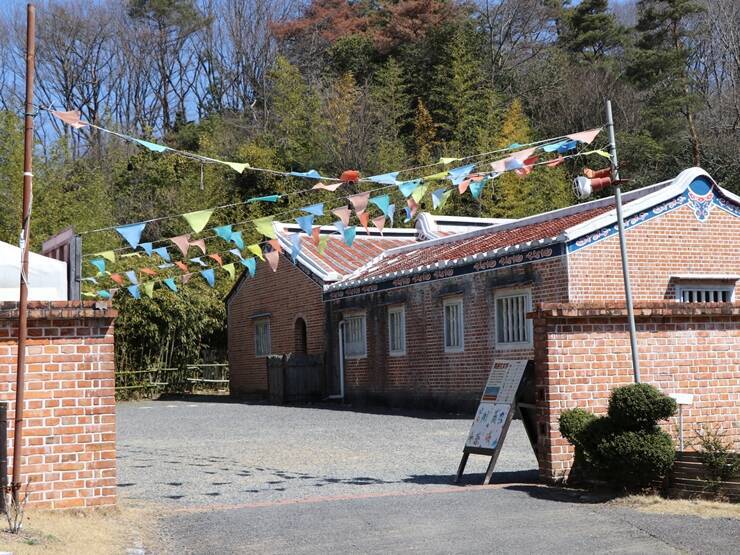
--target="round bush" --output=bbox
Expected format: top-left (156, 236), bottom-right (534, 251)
top-left (559, 408), bottom-right (596, 444)
top-left (596, 429), bottom-right (676, 488)
top-left (607, 384), bottom-right (677, 430)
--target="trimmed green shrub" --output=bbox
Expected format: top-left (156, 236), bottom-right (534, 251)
top-left (596, 429), bottom-right (675, 488)
top-left (608, 383), bottom-right (677, 430)
top-left (559, 408), bottom-right (596, 445)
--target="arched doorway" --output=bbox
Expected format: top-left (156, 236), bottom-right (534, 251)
top-left (294, 317), bottom-right (307, 354)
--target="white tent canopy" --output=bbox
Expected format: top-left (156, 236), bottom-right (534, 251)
top-left (0, 240), bottom-right (68, 301)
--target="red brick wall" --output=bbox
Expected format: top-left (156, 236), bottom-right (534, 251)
top-left (0, 301), bottom-right (116, 509)
top-left (227, 255), bottom-right (326, 395)
top-left (568, 203), bottom-right (740, 302)
top-left (532, 303), bottom-right (740, 482)
top-left (331, 257), bottom-right (569, 410)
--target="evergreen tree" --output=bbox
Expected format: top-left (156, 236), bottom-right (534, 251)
top-left (369, 58), bottom-right (411, 172)
top-left (561, 0), bottom-right (626, 60)
top-left (0, 112), bottom-right (24, 245)
top-left (412, 99), bottom-right (437, 165)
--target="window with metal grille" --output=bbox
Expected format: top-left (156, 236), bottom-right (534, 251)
top-left (388, 306), bottom-right (406, 356)
top-left (443, 298), bottom-right (464, 352)
top-left (254, 318), bottom-right (271, 357)
top-left (676, 285), bottom-right (734, 303)
top-left (494, 289), bottom-right (533, 348)
top-left (343, 314), bottom-right (367, 358)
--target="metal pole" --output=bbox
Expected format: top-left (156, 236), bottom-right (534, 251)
top-left (12, 3), bottom-right (36, 502)
top-left (606, 99), bottom-right (640, 383)
top-left (0, 402), bottom-right (8, 512)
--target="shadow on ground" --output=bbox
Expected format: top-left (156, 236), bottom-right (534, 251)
top-left (505, 484), bottom-right (620, 504)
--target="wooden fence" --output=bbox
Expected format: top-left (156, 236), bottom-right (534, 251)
top-left (267, 354), bottom-right (324, 404)
top-left (668, 451), bottom-right (740, 502)
top-left (116, 363), bottom-right (229, 398)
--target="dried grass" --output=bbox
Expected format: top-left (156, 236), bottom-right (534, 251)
top-left (615, 495), bottom-right (740, 520)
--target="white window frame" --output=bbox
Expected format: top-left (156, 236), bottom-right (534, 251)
top-left (343, 313), bottom-right (367, 359)
top-left (675, 283), bottom-right (735, 303)
top-left (387, 306), bottom-right (406, 356)
top-left (443, 297), bottom-right (465, 353)
top-left (494, 288), bottom-right (533, 350)
top-left (254, 318), bottom-right (271, 357)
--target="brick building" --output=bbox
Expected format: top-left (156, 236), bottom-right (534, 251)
top-left (320, 167), bottom-right (739, 479)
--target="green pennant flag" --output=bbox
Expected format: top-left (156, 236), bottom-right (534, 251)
top-left (225, 161), bottom-right (250, 173)
top-left (247, 243), bottom-right (264, 260)
top-left (586, 149), bottom-right (612, 159)
top-left (142, 281), bottom-right (155, 298)
top-left (411, 184), bottom-right (429, 204)
top-left (253, 216), bottom-right (276, 238)
top-left (96, 251), bottom-right (116, 263)
top-left (439, 157), bottom-right (462, 165)
top-left (183, 209), bottom-right (214, 233)
top-left (317, 235), bottom-right (330, 256)
top-left (423, 171), bottom-right (448, 181)
top-left (223, 263), bottom-right (236, 280)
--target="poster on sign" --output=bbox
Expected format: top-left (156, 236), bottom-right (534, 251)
top-left (465, 403), bottom-right (510, 450)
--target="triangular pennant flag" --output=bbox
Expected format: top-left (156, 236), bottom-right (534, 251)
top-left (125, 270), bottom-right (138, 285)
top-left (170, 234), bottom-right (191, 256)
top-left (469, 178), bottom-right (488, 199)
top-left (586, 149), bottom-right (612, 159)
top-left (290, 233), bottom-right (302, 263)
top-left (296, 214), bottom-right (315, 235)
top-left (558, 140), bottom-right (578, 153)
top-left (97, 251), bottom-right (116, 263)
top-left (311, 226), bottom-right (321, 246)
top-left (158, 263), bottom-right (174, 269)
top-left (230, 231), bottom-right (244, 250)
top-left (153, 246), bottom-right (171, 262)
top-left (515, 156), bottom-right (539, 176)
top-left (567, 128), bottom-right (602, 145)
top-left (120, 252), bottom-right (141, 259)
top-left (175, 261), bottom-right (189, 272)
top-left (423, 171), bottom-right (448, 181)
top-left (458, 179), bottom-right (471, 195)
top-left (542, 140), bottom-right (567, 153)
top-left (164, 278), bottom-right (178, 292)
top-left (403, 206), bottom-right (412, 222)
top-left (182, 209), bottom-right (214, 233)
top-left (267, 238), bottom-right (283, 254)
top-left (290, 169), bottom-right (321, 179)
top-left (142, 281), bottom-right (155, 298)
top-left (398, 180), bottom-right (421, 198)
top-left (369, 195), bottom-right (391, 216)
top-left (317, 235), bottom-right (330, 256)
top-left (372, 215), bottom-right (386, 234)
top-left (139, 243), bottom-right (153, 256)
top-left (116, 222), bottom-right (147, 249)
top-left (439, 157), bottom-right (462, 165)
top-left (214, 225), bottom-right (233, 242)
top-left (343, 226), bottom-right (357, 247)
top-left (441, 190), bottom-right (453, 209)
top-left (407, 197), bottom-right (419, 218)
top-left (190, 257), bottom-right (207, 267)
top-left (504, 157), bottom-right (524, 171)
top-left (50, 109), bottom-right (87, 129)
top-left (223, 262), bottom-right (236, 280)
top-left (367, 172), bottom-right (399, 185)
top-left (490, 158), bottom-right (507, 173)
top-left (247, 244), bottom-right (264, 260)
top-left (359, 212), bottom-right (370, 233)
top-left (311, 181), bottom-right (343, 191)
top-left (97, 290), bottom-right (111, 299)
top-left (348, 192), bottom-right (370, 216)
top-left (253, 216), bottom-right (276, 238)
top-left (200, 268), bottom-right (216, 287)
top-left (265, 250), bottom-right (280, 272)
top-left (411, 184), bottom-right (428, 204)
top-left (240, 257), bottom-right (256, 277)
top-left (140, 267), bottom-right (157, 276)
top-left (229, 248), bottom-right (243, 259)
top-left (333, 219), bottom-right (346, 235)
top-left (189, 239), bottom-right (207, 255)
top-left (82, 277), bottom-right (98, 284)
top-left (546, 156), bottom-right (565, 168)
top-left (82, 291), bottom-right (97, 298)
top-left (331, 206), bottom-right (351, 226)
top-left (247, 194), bottom-right (281, 203)
top-left (225, 161), bottom-right (250, 173)
top-left (127, 285), bottom-right (141, 299)
top-left (89, 258), bottom-right (106, 273)
top-left (511, 147), bottom-right (538, 161)
top-left (432, 188), bottom-right (446, 209)
top-left (208, 254), bottom-right (223, 266)
top-left (134, 138), bottom-right (168, 153)
top-left (387, 204), bottom-right (395, 227)
top-left (110, 273), bottom-right (125, 285)
top-left (447, 164), bottom-right (476, 184)
top-left (302, 203), bottom-right (324, 216)
top-left (182, 273), bottom-right (193, 284)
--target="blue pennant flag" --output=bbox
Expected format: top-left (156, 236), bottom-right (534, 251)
top-left (290, 233), bottom-right (302, 263)
top-left (447, 164), bottom-right (476, 185)
top-left (542, 140), bottom-right (567, 153)
top-left (127, 285), bottom-right (140, 299)
top-left (163, 278), bottom-right (178, 292)
top-left (158, 263), bottom-right (174, 269)
top-left (134, 138), bottom-right (168, 153)
top-left (200, 268), bottom-right (215, 287)
top-left (89, 258), bottom-right (106, 273)
top-left (230, 231), bottom-right (244, 250)
top-left (343, 226), bottom-right (357, 247)
top-left (387, 204), bottom-right (395, 227)
top-left (116, 222), bottom-right (147, 249)
top-left (139, 242), bottom-right (153, 255)
top-left (240, 257), bottom-right (256, 277)
top-left (153, 246), bottom-right (171, 262)
top-left (508, 142), bottom-right (522, 149)
top-left (97, 290), bottom-right (111, 299)
top-left (398, 180), bottom-right (421, 198)
top-left (125, 270), bottom-right (138, 285)
top-left (229, 248), bottom-right (243, 259)
top-left (369, 195), bottom-right (391, 216)
top-left (296, 214), bottom-right (314, 235)
top-left (504, 158), bottom-right (524, 171)
top-left (190, 257), bottom-right (207, 267)
top-left (557, 140), bottom-right (578, 153)
top-left (403, 206), bottom-right (412, 223)
top-left (469, 178), bottom-right (487, 200)
top-left (334, 219), bottom-right (346, 235)
top-left (368, 172), bottom-right (399, 185)
top-left (432, 188), bottom-right (446, 209)
top-left (247, 194), bottom-right (281, 204)
top-left (289, 169), bottom-right (321, 179)
top-left (214, 225), bottom-right (233, 242)
top-left (302, 203), bottom-right (324, 216)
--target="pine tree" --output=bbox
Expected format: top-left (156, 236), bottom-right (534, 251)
top-left (561, 0), bottom-right (626, 61)
top-left (412, 99), bottom-right (437, 165)
top-left (369, 58), bottom-right (411, 171)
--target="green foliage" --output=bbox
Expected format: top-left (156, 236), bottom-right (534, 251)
top-left (693, 425), bottom-right (740, 497)
top-left (561, 0), bottom-right (626, 60)
top-left (596, 429), bottom-right (676, 488)
top-left (560, 408), bottom-right (597, 445)
top-left (0, 111), bottom-right (24, 245)
top-left (608, 383), bottom-right (678, 431)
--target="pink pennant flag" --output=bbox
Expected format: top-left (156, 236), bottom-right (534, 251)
top-left (358, 212), bottom-right (370, 233)
top-left (312, 181), bottom-right (343, 192)
top-left (490, 158), bottom-right (507, 173)
top-left (515, 156), bottom-right (539, 176)
top-left (407, 197), bottom-right (418, 219)
top-left (208, 254), bottom-right (223, 266)
top-left (268, 238), bottom-right (282, 254)
top-left (372, 215), bottom-right (386, 234)
top-left (332, 206), bottom-right (351, 226)
top-left (546, 156), bottom-right (565, 168)
top-left (110, 273), bottom-right (124, 285)
top-left (171, 234), bottom-right (191, 257)
top-left (348, 192), bottom-right (370, 216)
top-left (567, 128), bottom-right (602, 145)
top-left (175, 261), bottom-right (189, 272)
top-left (182, 273), bottom-right (193, 284)
top-left (511, 146), bottom-right (538, 161)
top-left (50, 109), bottom-right (87, 129)
top-left (140, 267), bottom-right (157, 276)
top-left (311, 226), bottom-right (321, 246)
top-left (265, 250), bottom-right (280, 272)
top-left (189, 239), bottom-right (207, 255)
top-left (458, 179), bottom-right (470, 194)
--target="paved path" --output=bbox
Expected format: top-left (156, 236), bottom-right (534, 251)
top-left (117, 398), bottom-right (740, 554)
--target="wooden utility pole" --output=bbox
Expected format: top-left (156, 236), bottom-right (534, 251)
top-left (12, 3), bottom-right (36, 502)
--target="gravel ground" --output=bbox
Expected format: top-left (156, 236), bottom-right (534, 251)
top-left (117, 398), bottom-right (538, 507)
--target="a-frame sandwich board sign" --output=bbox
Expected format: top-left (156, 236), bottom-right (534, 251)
top-left (455, 359), bottom-right (528, 485)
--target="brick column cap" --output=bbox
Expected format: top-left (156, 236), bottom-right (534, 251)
top-left (0, 300), bottom-right (117, 321)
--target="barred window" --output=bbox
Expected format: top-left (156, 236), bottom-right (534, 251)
top-left (443, 298), bottom-right (464, 352)
top-left (495, 289), bottom-right (533, 348)
top-left (343, 315), bottom-right (367, 358)
top-left (254, 319), bottom-right (271, 357)
top-left (388, 306), bottom-right (406, 356)
top-left (677, 285), bottom-right (734, 303)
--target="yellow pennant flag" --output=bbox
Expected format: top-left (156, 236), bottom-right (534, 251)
top-left (423, 171), bottom-right (448, 181)
top-left (224, 161), bottom-right (250, 174)
top-left (182, 209), bottom-right (214, 233)
top-left (317, 235), bottom-right (330, 256)
top-left (247, 243), bottom-right (264, 261)
top-left (96, 251), bottom-right (116, 263)
top-left (439, 157), bottom-right (462, 165)
top-left (223, 262), bottom-right (236, 280)
top-left (411, 184), bottom-right (429, 204)
top-left (253, 216), bottom-right (276, 238)
top-left (142, 281), bottom-right (155, 298)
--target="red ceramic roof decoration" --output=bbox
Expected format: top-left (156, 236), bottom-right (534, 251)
top-left (356, 205), bottom-right (613, 280)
